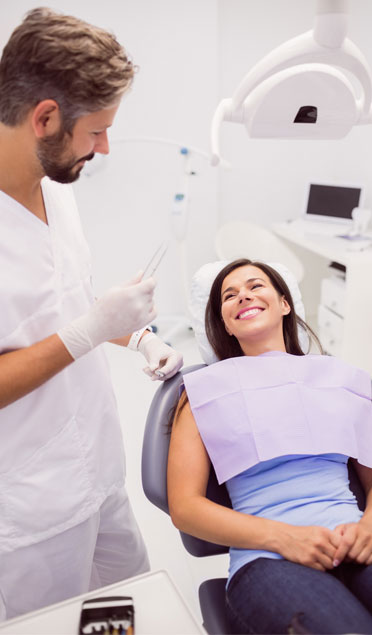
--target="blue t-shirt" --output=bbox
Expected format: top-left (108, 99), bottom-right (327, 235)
top-left (226, 453), bottom-right (363, 584)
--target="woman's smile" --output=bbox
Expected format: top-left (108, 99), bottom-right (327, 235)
top-left (236, 307), bottom-right (265, 320)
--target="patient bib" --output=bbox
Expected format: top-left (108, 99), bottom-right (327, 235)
top-left (183, 352), bottom-right (372, 484)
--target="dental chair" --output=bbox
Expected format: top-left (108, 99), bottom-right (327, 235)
top-left (142, 364), bottom-right (366, 635)
top-left (142, 363), bottom-right (231, 635)
top-left (141, 259), bottom-right (366, 635)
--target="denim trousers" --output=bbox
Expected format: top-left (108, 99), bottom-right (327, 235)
top-left (226, 557), bottom-right (372, 634)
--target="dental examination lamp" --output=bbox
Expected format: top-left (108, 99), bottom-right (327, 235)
top-left (211, 0), bottom-right (372, 166)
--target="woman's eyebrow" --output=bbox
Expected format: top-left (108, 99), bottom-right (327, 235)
top-left (221, 277), bottom-right (265, 297)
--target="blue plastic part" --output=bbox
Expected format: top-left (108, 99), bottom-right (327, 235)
top-left (180, 147), bottom-right (189, 155)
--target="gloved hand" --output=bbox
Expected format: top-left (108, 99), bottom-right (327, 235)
top-left (58, 273), bottom-right (156, 360)
top-left (138, 332), bottom-right (183, 381)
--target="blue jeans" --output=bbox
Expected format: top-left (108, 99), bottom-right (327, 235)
top-left (226, 558), bottom-right (372, 634)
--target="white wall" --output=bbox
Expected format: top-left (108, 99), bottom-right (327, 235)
top-left (71, 0), bottom-right (219, 320)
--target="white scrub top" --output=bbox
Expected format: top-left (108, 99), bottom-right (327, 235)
top-left (0, 178), bottom-right (125, 553)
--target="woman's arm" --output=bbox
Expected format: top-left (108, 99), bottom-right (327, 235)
top-left (332, 460), bottom-right (372, 566)
top-left (167, 398), bottom-right (338, 571)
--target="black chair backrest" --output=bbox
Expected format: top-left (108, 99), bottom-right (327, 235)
top-left (141, 364), bottom-right (231, 557)
top-left (348, 459), bottom-right (366, 510)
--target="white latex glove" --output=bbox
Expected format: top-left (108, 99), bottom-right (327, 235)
top-left (138, 332), bottom-right (183, 381)
top-left (58, 273), bottom-right (156, 360)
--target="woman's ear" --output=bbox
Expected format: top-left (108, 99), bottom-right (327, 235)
top-left (31, 100), bottom-right (62, 139)
top-left (281, 296), bottom-right (291, 316)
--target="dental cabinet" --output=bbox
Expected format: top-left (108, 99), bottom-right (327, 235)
top-left (272, 221), bottom-right (372, 376)
top-left (317, 276), bottom-right (346, 356)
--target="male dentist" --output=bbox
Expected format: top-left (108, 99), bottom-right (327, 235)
top-left (0, 7), bottom-right (182, 619)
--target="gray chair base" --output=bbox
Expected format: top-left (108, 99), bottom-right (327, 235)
top-left (199, 578), bottom-right (230, 634)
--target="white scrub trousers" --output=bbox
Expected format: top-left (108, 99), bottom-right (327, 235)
top-left (0, 487), bottom-right (149, 621)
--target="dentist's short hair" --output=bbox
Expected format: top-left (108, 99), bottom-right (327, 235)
top-left (0, 7), bottom-right (135, 131)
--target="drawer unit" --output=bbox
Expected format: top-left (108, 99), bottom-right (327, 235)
top-left (317, 303), bottom-right (344, 356)
top-left (320, 276), bottom-right (346, 318)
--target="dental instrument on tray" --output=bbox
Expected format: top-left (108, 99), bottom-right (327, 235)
top-left (142, 241), bottom-right (169, 279)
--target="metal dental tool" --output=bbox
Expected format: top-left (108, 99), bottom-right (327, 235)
top-left (142, 241), bottom-right (169, 278)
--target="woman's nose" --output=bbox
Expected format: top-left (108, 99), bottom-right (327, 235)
top-left (238, 288), bottom-right (252, 303)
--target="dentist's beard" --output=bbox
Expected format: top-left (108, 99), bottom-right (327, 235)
top-left (37, 131), bottom-right (94, 184)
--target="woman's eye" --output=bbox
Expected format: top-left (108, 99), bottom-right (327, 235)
top-left (223, 294), bottom-right (235, 301)
top-left (252, 283), bottom-right (263, 290)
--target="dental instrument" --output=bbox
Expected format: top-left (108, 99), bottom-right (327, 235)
top-left (211, 0), bottom-right (372, 166)
top-left (142, 241), bottom-right (169, 279)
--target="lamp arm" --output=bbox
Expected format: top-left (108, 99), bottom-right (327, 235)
top-left (230, 31), bottom-right (371, 118)
top-left (314, 0), bottom-right (349, 48)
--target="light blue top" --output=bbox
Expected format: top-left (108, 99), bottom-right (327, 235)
top-left (226, 453), bottom-right (363, 585)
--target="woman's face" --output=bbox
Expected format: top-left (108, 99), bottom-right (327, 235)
top-left (220, 265), bottom-right (290, 354)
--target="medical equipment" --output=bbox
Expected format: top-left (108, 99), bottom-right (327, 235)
top-left (82, 139), bottom-right (208, 343)
top-left (303, 182), bottom-right (364, 224)
top-left (141, 362), bottom-right (231, 635)
top-left (211, 0), bottom-right (372, 166)
top-left (142, 241), bottom-right (169, 279)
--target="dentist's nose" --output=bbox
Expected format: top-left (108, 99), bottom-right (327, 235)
top-left (95, 131), bottom-right (110, 155)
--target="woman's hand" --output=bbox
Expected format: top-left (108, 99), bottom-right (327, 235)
top-left (331, 520), bottom-right (372, 567)
top-left (277, 525), bottom-right (340, 571)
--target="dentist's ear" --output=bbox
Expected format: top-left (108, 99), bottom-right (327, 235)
top-left (31, 99), bottom-right (61, 138)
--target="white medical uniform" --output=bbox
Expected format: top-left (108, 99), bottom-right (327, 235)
top-left (0, 178), bottom-right (149, 620)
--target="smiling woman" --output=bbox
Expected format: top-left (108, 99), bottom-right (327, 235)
top-left (167, 258), bottom-right (372, 635)
top-left (205, 258), bottom-right (320, 361)
top-left (220, 265), bottom-right (291, 356)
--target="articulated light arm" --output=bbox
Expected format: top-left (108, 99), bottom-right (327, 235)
top-left (210, 0), bottom-right (372, 166)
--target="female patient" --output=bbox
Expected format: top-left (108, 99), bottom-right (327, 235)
top-left (167, 258), bottom-right (372, 634)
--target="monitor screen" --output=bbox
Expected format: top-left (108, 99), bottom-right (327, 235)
top-left (306, 183), bottom-right (361, 220)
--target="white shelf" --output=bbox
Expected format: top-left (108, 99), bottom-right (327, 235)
top-left (272, 221), bottom-right (372, 376)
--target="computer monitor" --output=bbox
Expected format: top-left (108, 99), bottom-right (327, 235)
top-left (304, 182), bottom-right (363, 224)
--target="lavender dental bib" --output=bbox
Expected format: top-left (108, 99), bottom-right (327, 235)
top-left (183, 352), bottom-right (372, 484)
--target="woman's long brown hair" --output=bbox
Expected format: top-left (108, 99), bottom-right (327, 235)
top-left (205, 258), bottom-right (322, 361)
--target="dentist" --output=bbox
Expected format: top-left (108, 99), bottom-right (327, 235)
top-left (0, 7), bottom-right (182, 620)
